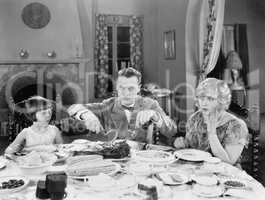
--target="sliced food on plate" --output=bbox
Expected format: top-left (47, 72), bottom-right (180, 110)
top-left (222, 179), bottom-right (247, 189)
top-left (174, 149), bottom-right (212, 162)
top-left (0, 176), bottom-right (29, 193)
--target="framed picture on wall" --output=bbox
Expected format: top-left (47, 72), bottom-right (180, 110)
top-left (163, 30), bottom-right (176, 59)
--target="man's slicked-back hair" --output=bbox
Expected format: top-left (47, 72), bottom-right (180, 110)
top-left (118, 67), bottom-right (142, 83)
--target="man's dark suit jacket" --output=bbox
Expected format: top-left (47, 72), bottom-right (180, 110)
top-left (69, 96), bottom-right (177, 145)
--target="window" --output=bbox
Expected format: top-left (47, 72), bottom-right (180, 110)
top-left (95, 14), bottom-right (143, 98)
top-left (106, 15), bottom-right (131, 93)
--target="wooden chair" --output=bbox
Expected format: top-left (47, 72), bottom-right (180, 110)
top-left (229, 102), bottom-right (260, 179)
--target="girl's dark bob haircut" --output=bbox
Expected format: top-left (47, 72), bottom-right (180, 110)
top-left (17, 96), bottom-right (55, 122)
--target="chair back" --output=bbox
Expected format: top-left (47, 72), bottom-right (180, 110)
top-left (229, 102), bottom-right (260, 179)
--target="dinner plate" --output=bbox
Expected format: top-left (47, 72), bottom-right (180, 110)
top-left (156, 172), bottom-right (189, 185)
top-left (133, 150), bottom-right (175, 164)
top-left (72, 139), bottom-right (90, 144)
top-left (0, 176), bottom-right (29, 193)
top-left (191, 174), bottom-right (218, 186)
top-left (174, 149), bottom-right (211, 162)
top-left (192, 184), bottom-right (224, 198)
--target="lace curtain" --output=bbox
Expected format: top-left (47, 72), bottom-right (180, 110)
top-left (186, 0), bottom-right (225, 84)
top-left (94, 14), bottom-right (109, 98)
top-left (129, 16), bottom-right (144, 73)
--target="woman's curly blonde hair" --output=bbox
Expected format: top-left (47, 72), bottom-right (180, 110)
top-left (195, 78), bottom-right (231, 110)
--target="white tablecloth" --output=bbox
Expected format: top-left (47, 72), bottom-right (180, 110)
top-left (0, 156), bottom-right (265, 200)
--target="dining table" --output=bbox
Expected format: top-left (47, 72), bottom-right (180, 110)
top-left (0, 140), bottom-right (265, 200)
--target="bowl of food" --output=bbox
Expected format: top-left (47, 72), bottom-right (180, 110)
top-left (17, 151), bottom-right (57, 175)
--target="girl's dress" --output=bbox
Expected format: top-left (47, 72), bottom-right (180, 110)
top-left (5, 125), bottom-right (60, 154)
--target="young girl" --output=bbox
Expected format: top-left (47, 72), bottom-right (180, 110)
top-left (5, 96), bottom-right (63, 155)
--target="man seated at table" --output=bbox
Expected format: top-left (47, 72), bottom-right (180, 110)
top-left (68, 67), bottom-right (177, 145)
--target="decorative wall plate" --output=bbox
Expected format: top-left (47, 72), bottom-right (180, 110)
top-left (21, 2), bottom-right (51, 29)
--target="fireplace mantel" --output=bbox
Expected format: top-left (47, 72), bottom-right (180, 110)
top-left (0, 57), bottom-right (94, 105)
top-left (0, 58), bottom-right (90, 65)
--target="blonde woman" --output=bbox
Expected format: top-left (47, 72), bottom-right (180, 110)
top-left (174, 78), bottom-right (249, 166)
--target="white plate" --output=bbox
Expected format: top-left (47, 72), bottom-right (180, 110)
top-left (156, 172), bottom-right (189, 185)
top-left (133, 150), bottom-right (175, 164)
top-left (72, 139), bottom-right (90, 144)
top-left (0, 176), bottom-right (29, 193)
top-left (192, 184), bottom-right (224, 198)
top-left (174, 149), bottom-right (211, 162)
top-left (192, 175), bottom-right (218, 186)
top-left (69, 172), bottom-right (136, 191)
